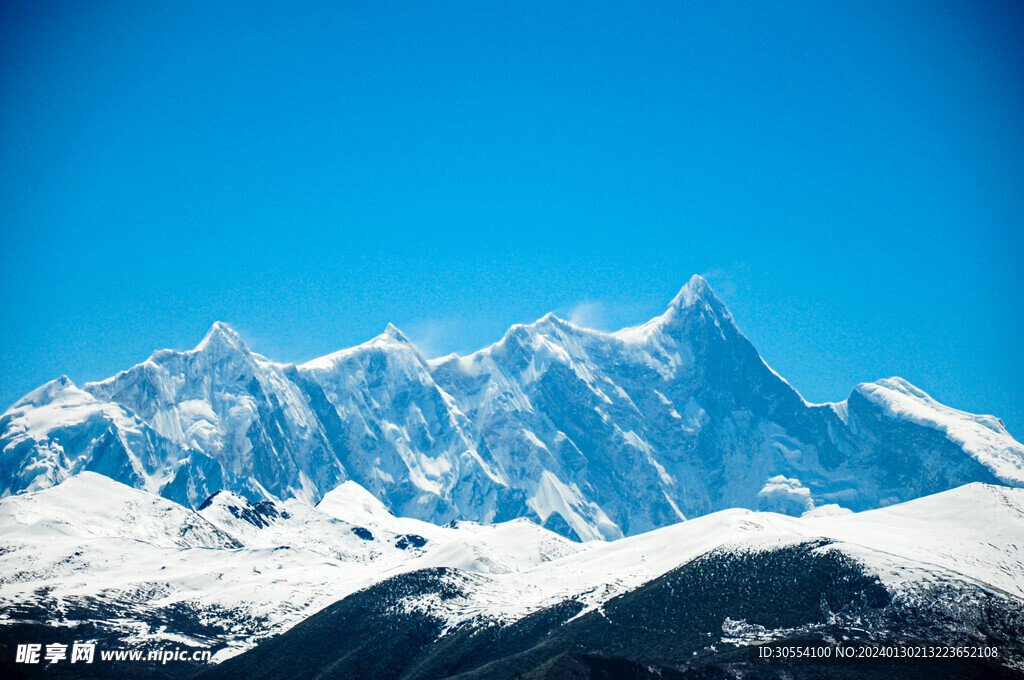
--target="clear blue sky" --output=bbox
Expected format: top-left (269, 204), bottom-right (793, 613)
top-left (2, 1), bottom-right (1022, 436)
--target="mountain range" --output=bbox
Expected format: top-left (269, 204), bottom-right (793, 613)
top-left (3, 275), bottom-right (1023, 542)
top-left (2, 473), bottom-right (1021, 678)
top-left (200, 481), bottom-right (1024, 680)
top-left (3, 278), bottom-right (1024, 677)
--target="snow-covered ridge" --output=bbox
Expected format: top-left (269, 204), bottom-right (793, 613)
top-left (0, 377), bottom-right (182, 496)
top-left (853, 377), bottom-right (1024, 485)
top-left (299, 323), bottom-right (417, 371)
top-left (2, 275), bottom-right (1023, 541)
top-left (388, 480), bottom-right (1024, 634)
top-left (0, 473), bottom-right (583, 656)
top-left (0, 472), bottom-right (237, 549)
top-left (2, 475), bottom-right (1020, 659)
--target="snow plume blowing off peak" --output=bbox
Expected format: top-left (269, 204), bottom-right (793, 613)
top-left (2, 279), bottom-right (1023, 541)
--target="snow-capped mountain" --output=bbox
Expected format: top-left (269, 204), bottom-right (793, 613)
top-left (2, 276), bottom-right (1022, 541)
top-left (199, 482), bottom-right (1024, 680)
top-left (3, 474), bottom-right (1022, 677)
top-left (0, 473), bottom-right (582, 665)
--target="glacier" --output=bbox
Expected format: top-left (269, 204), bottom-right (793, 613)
top-left (2, 275), bottom-right (1022, 541)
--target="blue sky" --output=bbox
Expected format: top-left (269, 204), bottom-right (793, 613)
top-left (2, 1), bottom-right (1022, 435)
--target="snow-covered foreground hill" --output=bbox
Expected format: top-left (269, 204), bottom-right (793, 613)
top-left (0, 473), bottom-right (581, 662)
top-left (4, 276), bottom-right (1023, 542)
top-left (406, 480), bottom-right (1024, 627)
top-left (202, 481), bottom-right (1024, 679)
top-left (2, 473), bottom-right (1022, 676)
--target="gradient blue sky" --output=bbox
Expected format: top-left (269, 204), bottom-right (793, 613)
top-left (2, 1), bottom-right (1023, 435)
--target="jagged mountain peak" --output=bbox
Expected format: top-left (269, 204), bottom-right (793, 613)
top-left (381, 322), bottom-right (412, 344)
top-left (669, 273), bottom-right (714, 306)
top-left (11, 375), bottom-right (80, 409)
top-left (479, 312), bottom-right (589, 361)
top-left (300, 323), bottom-right (424, 372)
top-left (530, 311), bottom-right (588, 336)
top-left (613, 276), bottom-right (735, 345)
top-left (195, 320), bottom-right (249, 354)
top-left (535, 311), bottom-right (568, 327)
top-left (506, 312), bottom-right (574, 339)
top-left (4, 277), bottom-right (1023, 540)
top-left (663, 274), bottom-right (733, 322)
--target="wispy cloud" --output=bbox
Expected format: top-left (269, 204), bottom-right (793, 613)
top-left (403, 317), bottom-right (477, 359)
top-left (566, 301), bottom-right (609, 330)
top-left (558, 297), bottom-right (662, 333)
top-left (402, 319), bottom-right (445, 358)
top-left (700, 264), bottom-right (746, 300)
